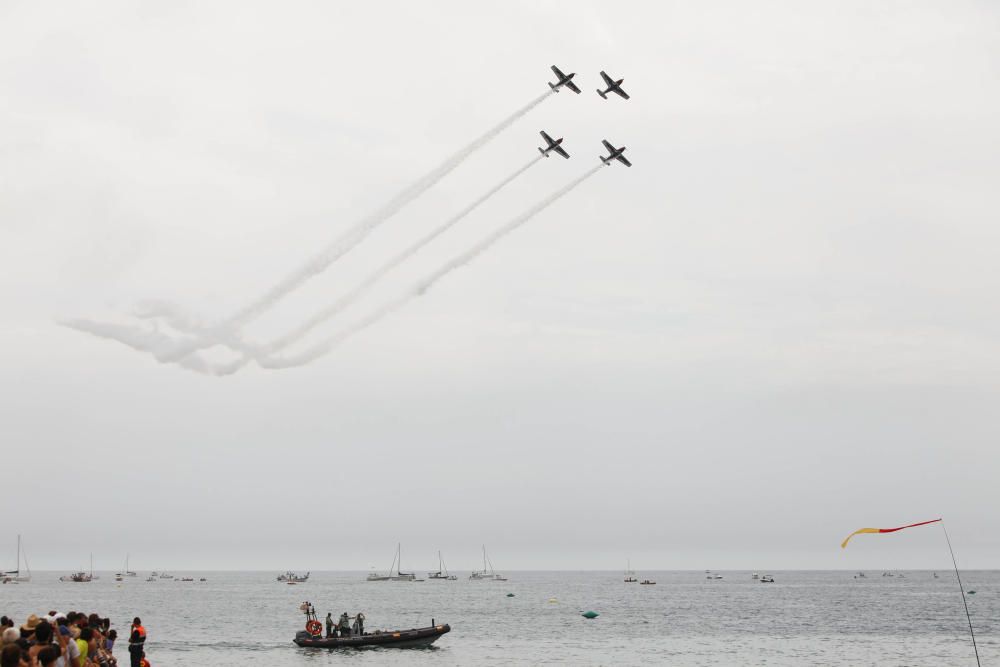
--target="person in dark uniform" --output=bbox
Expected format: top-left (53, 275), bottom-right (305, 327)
top-left (356, 612), bottom-right (365, 636)
top-left (338, 613), bottom-right (351, 638)
top-left (325, 613), bottom-right (334, 638)
top-left (128, 617), bottom-right (146, 667)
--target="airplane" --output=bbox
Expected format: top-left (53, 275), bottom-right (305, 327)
top-left (538, 130), bottom-right (570, 159)
top-left (599, 139), bottom-right (631, 167)
top-left (596, 71), bottom-right (629, 100)
top-left (548, 65), bottom-right (582, 94)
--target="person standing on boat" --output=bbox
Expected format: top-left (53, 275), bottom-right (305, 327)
top-left (325, 613), bottom-right (334, 639)
top-left (339, 613), bottom-right (351, 637)
top-left (355, 612), bottom-right (365, 636)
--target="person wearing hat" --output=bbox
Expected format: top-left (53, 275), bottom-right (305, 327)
top-left (20, 614), bottom-right (41, 637)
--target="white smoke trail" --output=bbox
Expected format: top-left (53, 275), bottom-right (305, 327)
top-left (253, 154), bottom-right (544, 355)
top-left (256, 164), bottom-right (603, 370)
top-left (164, 155), bottom-right (545, 376)
top-left (149, 89), bottom-right (556, 364)
top-left (60, 318), bottom-right (221, 374)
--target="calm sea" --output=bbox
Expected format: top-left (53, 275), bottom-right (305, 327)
top-left (2, 571), bottom-right (996, 665)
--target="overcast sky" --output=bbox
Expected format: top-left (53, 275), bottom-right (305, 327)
top-left (2, 1), bottom-right (999, 571)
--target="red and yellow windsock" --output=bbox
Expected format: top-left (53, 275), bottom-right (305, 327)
top-left (841, 518), bottom-right (942, 548)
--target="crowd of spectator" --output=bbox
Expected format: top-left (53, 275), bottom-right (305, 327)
top-left (0, 612), bottom-right (147, 667)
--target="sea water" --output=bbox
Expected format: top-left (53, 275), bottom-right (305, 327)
top-left (2, 571), bottom-right (996, 665)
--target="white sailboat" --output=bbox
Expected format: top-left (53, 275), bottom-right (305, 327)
top-left (624, 559), bottom-right (637, 583)
top-left (469, 545), bottom-right (507, 581)
top-left (367, 544), bottom-right (422, 581)
top-left (2, 535), bottom-right (31, 584)
top-left (428, 551), bottom-right (458, 580)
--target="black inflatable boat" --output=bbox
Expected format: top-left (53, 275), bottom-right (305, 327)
top-left (294, 624), bottom-right (450, 649)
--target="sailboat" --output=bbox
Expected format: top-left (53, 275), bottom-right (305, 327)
top-left (469, 545), bottom-right (507, 581)
top-left (367, 544), bottom-right (422, 581)
top-left (428, 551), bottom-right (458, 580)
top-left (2, 535), bottom-right (31, 584)
top-left (624, 560), bottom-right (637, 583)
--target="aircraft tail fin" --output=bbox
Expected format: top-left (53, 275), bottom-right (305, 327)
top-left (597, 89), bottom-right (607, 99)
top-left (548, 82), bottom-right (559, 91)
top-left (538, 147), bottom-right (548, 157)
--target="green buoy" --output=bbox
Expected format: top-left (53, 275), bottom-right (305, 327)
top-left (581, 610), bottom-right (599, 619)
top-left (967, 590), bottom-right (976, 595)
top-left (506, 593), bottom-right (515, 597)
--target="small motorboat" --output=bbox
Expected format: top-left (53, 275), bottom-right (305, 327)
top-left (640, 579), bottom-right (656, 585)
top-left (760, 575), bottom-right (775, 583)
top-left (294, 624), bottom-right (451, 649)
top-left (278, 571), bottom-right (310, 583)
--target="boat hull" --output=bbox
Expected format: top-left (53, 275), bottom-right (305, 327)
top-left (294, 624), bottom-right (450, 649)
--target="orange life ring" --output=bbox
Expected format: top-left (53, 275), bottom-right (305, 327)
top-left (305, 620), bottom-right (323, 636)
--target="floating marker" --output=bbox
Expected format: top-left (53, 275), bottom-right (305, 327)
top-left (506, 593), bottom-right (515, 597)
top-left (581, 611), bottom-right (599, 619)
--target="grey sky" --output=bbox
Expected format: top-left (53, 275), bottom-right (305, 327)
top-left (2, 1), bottom-right (998, 571)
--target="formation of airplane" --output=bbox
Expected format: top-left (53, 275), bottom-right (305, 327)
top-left (538, 131), bottom-right (570, 159)
top-left (599, 140), bottom-right (631, 167)
top-left (548, 65), bottom-right (581, 94)
top-left (596, 71), bottom-right (629, 100)
top-left (550, 65), bottom-right (630, 100)
top-left (542, 66), bottom-right (632, 167)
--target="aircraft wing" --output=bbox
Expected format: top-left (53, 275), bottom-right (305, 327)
top-left (600, 71), bottom-right (614, 86)
top-left (616, 154), bottom-right (632, 168)
top-left (565, 80), bottom-right (582, 94)
top-left (602, 139), bottom-right (615, 152)
top-left (540, 130), bottom-right (555, 146)
top-left (613, 87), bottom-right (630, 100)
top-left (551, 65), bottom-right (566, 79)
top-left (552, 145), bottom-right (570, 159)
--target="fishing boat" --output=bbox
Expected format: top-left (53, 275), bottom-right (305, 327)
top-left (760, 574), bottom-right (775, 583)
top-left (706, 572), bottom-right (723, 580)
top-left (145, 576), bottom-right (155, 582)
top-left (469, 545), bottom-right (506, 581)
top-left (428, 551), bottom-right (457, 580)
top-left (751, 572), bottom-right (759, 580)
top-left (624, 560), bottom-right (637, 583)
top-left (159, 573), bottom-right (174, 579)
top-left (61, 555), bottom-right (94, 582)
top-left (277, 571), bottom-right (310, 582)
top-left (2, 535), bottom-right (31, 584)
top-left (640, 579), bottom-right (656, 585)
